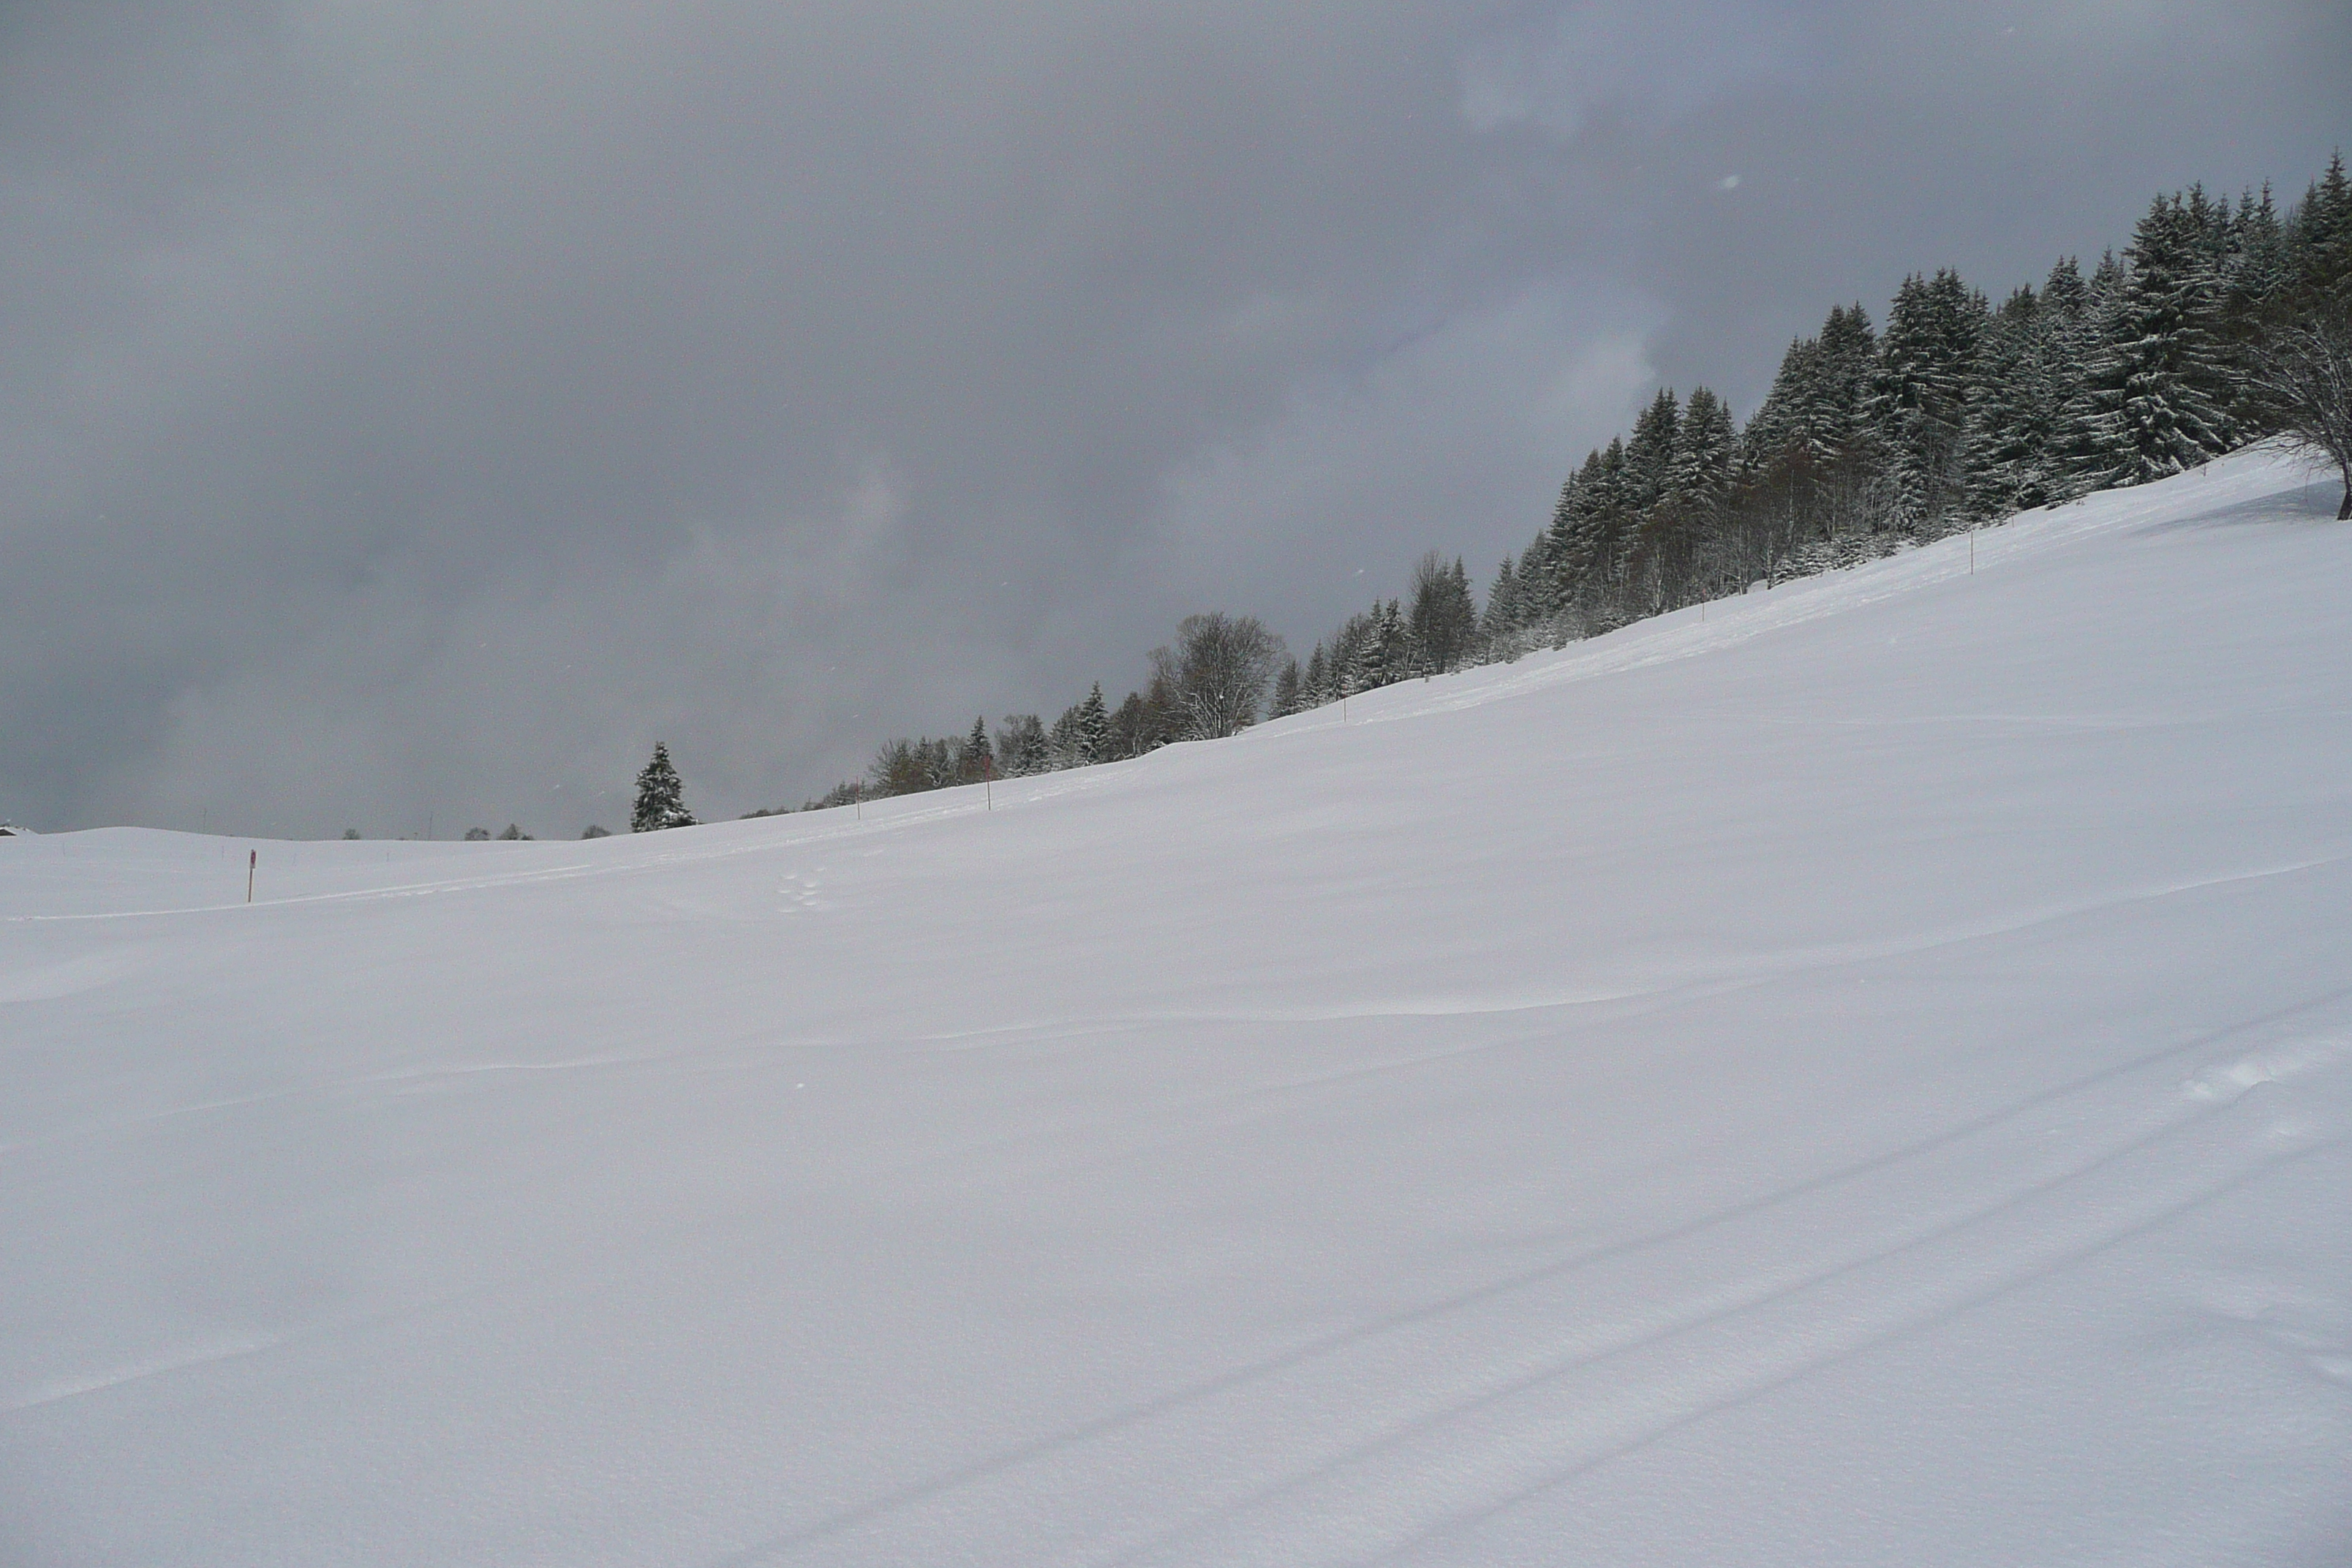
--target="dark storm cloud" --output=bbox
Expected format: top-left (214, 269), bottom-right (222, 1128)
top-left (3, 1), bottom-right (2345, 835)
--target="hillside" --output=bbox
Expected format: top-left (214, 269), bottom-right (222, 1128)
top-left (4, 446), bottom-right (2348, 1565)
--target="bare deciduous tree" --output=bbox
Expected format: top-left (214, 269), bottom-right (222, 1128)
top-left (2251, 302), bottom-right (2352, 519)
top-left (1148, 613), bottom-right (1287, 740)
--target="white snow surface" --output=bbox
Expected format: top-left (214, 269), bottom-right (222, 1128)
top-left (5, 447), bottom-right (2351, 1566)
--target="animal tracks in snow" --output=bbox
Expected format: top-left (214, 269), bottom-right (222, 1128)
top-left (777, 872), bottom-right (834, 915)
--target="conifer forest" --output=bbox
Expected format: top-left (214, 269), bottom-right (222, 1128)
top-left (719, 156), bottom-right (2348, 822)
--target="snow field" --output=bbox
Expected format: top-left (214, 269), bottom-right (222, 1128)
top-left (2, 446), bottom-right (2349, 1564)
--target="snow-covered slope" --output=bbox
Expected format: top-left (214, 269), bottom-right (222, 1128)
top-left (4, 447), bottom-right (2349, 1567)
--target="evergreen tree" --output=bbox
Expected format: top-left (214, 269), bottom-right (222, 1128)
top-left (963, 716), bottom-right (993, 783)
top-left (1740, 339), bottom-right (1812, 469)
top-left (1740, 304), bottom-right (1879, 548)
top-left (1343, 600), bottom-right (1406, 692)
top-left (2220, 186), bottom-right (2292, 431)
top-left (1814, 304), bottom-right (1881, 463)
top-left (1270, 657), bottom-right (1302, 716)
top-left (1625, 390), bottom-right (1681, 511)
top-left (2037, 255), bottom-right (2101, 486)
top-left (1617, 389), bottom-right (1684, 610)
top-left (1670, 387), bottom-right (1737, 507)
top-left (797, 157), bottom-right (2337, 802)
top-left (2229, 186), bottom-right (2291, 306)
top-left (995, 714), bottom-right (1049, 775)
top-left (2055, 251), bottom-right (2132, 482)
top-left (1075, 682), bottom-right (1111, 761)
top-left (630, 743), bottom-right (696, 832)
top-left (868, 739), bottom-right (914, 796)
top-left (2073, 196), bottom-right (2238, 486)
top-left (1115, 686), bottom-right (1156, 756)
top-left (1868, 268), bottom-right (1986, 533)
top-left (1300, 645), bottom-right (1330, 707)
top-left (1515, 524), bottom-right (1560, 630)
top-left (1045, 704), bottom-right (1082, 766)
top-left (1327, 615), bottom-right (1368, 696)
top-left (921, 736), bottom-right (959, 790)
top-left (1662, 385), bottom-right (1737, 598)
top-left (1477, 554), bottom-right (1523, 652)
top-left (1963, 284), bottom-right (2059, 518)
top-left (1406, 552), bottom-right (1477, 674)
top-left (2288, 152), bottom-right (2351, 304)
top-left (1553, 440), bottom-right (1628, 623)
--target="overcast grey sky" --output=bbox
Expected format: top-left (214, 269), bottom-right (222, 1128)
top-left (4, 1), bottom-right (2346, 837)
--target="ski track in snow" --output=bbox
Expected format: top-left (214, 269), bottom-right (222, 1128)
top-left (709, 989), bottom-right (2352, 1567)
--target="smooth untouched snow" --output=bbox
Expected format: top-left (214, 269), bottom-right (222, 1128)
top-left (4, 447), bottom-right (2350, 1567)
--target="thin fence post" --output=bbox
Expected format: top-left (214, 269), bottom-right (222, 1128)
top-left (246, 850), bottom-right (256, 904)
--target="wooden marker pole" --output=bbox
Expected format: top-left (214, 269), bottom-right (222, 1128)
top-left (246, 850), bottom-right (257, 903)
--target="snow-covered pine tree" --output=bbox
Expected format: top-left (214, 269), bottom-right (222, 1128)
top-left (1665, 385), bottom-right (1737, 599)
top-left (1335, 611), bottom-right (1373, 696)
top-left (867, 739), bottom-right (919, 796)
top-left (1341, 600), bottom-right (1403, 693)
top-left (2072, 198), bottom-right (2237, 486)
top-left (1270, 657), bottom-right (1302, 716)
top-left (1477, 554), bottom-right (1523, 657)
top-left (2288, 152), bottom-right (2351, 304)
top-left (630, 743), bottom-right (696, 832)
top-left (1739, 337), bottom-right (1812, 472)
top-left (1300, 645), bottom-right (1330, 708)
top-left (2219, 186), bottom-right (2293, 434)
top-left (996, 714), bottom-right (1049, 775)
top-left (1406, 552), bottom-right (1477, 675)
top-left (1525, 463), bottom-right (1574, 619)
top-left (1074, 682), bottom-right (1111, 761)
top-left (2035, 256), bottom-right (2100, 504)
top-left (1375, 599), bottom-right (1406, 685)
top-left (1867, 269), bottom-right (1986, 535)
top-left (1552, 440), bottom-right (1627, 628)
top-left (2054, 252), bottom-right (2131, 484)
top-left (1045, 703), bottom-right (1084, 769)
top-left (1515, 524), bottom-right (1560, 633)
top-left (1108, 682), bottom-right (1172, 758)
top-left (1739, 304), bottom-right (1879, 549)
top-left (1624, 390), bottom-right (1680, 517)
top-left (921, 736), bottom-right (960, 789)
top-left (1962, 284), bottom-right (2049, 519)
top-left (1612, 390), bottom-right (1686, 614)
top-left (963, 717), bottom-right (993, 783)
top-left (1814, 304), bottom-right (1880, 466)
top-left (2228, 186), bottom-right (2291, 313)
